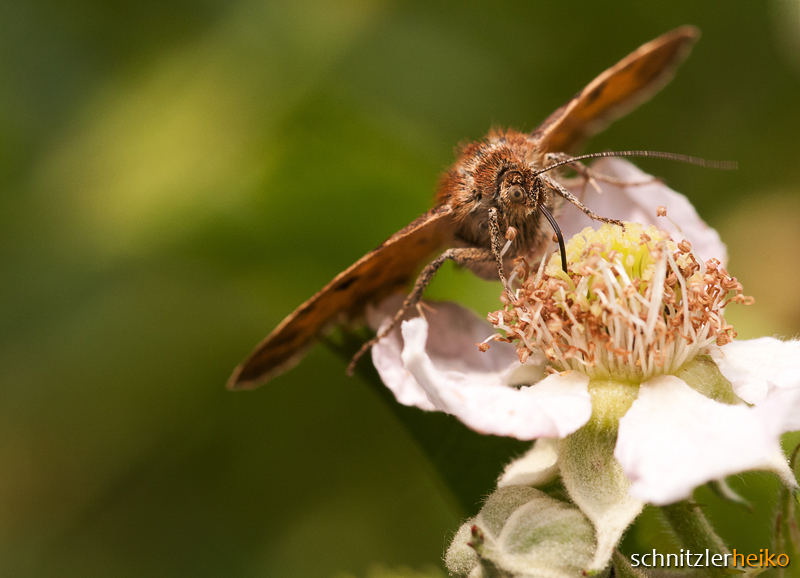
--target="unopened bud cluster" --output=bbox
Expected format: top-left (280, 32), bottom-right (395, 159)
top-left (446, 486), bottom-right (595, 578)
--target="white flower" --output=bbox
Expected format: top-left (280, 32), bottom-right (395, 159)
top-left (615, 372), bottom-right (800, 505)
top-left (369, 296), bottom-right (593, 440)
top-left (368, 160), bottom-right (800, 571)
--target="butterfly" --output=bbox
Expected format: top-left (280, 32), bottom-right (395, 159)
top-left (228, 26), bottom-right (702, 390)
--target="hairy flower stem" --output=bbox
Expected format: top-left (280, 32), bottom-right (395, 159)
top-left (612, 550), bottom-right (648, 578)
top-left (774, 443), bottom-right (800, 578)
top-left (660, 501), bottom-right (729, 576)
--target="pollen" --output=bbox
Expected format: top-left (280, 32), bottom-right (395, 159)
top-left (487, 223), bottom-right (752, 381)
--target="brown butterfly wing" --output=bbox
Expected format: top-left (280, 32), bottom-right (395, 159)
top-left (533, 26), bottom-right (699, 155)
top-left (227, 204), bottom-right (454, 390)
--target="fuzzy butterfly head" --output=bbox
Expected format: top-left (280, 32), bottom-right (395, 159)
top-left (437, 128), bottom-right (552, 254)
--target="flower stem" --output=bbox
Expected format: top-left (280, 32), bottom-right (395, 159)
top-left (660, 501), bottom-right (729, 576)
top-left (612, 550), bottom-right (648, 578)
top-left (773, 441), bottom-right (800, 578)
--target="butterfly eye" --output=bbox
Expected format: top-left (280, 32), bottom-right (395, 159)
top-left (508, 185), bottom-right (526, 204)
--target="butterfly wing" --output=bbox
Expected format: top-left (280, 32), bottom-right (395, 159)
top-left (533, 26), bottom-right (699, 155)
top-left (230, 27), bottom-right (699, 389)
top-left (227, 204), bottom-right (454, 390)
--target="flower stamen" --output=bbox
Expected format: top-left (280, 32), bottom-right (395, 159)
top-left (486, 223), bottom-right (751, 381)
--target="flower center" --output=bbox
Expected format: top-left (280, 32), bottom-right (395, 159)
top-left (486, 223), bottom-right (751, 381)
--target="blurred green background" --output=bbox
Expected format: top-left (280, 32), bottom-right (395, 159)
top-left (2, 0), bottom-right (800, 576)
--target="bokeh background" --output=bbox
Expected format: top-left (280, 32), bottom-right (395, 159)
top-left (2, 0), bottom-right (800, 576)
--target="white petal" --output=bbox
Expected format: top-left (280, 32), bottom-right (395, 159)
top-left (615, 375), bottom-right (796, 505)
top-left (755, 387), bottom-right (800, 438)
top-left (710, 338), bottom-right (800, 404)
top-left (369, 295), bottom-right (542, 411)
top-left (559, 158), bottom-right (727, 263)
top-left (369, 297), bottom-right (436, 411)
top-left (401, 317), bottom-right (593, 439)
top-left (497, 438), bottom-right (559, 488)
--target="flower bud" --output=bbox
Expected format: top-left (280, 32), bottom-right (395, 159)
top-left (446, 486), bottom-right (596, 578)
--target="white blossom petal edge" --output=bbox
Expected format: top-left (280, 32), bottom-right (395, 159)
top-left (399, 316), bottom-right (593, 439)
top-left (560, 158), bottom-right (727, 263)
top-left (710, 338), bottom-right (800, 404)
top-left (369, 297), bottom-right (550, 412)
top-left (615, 375), bottom-right (800, 505)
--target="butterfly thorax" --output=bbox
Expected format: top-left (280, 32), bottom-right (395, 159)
top-left (437, 128), bottom-right (563, 276)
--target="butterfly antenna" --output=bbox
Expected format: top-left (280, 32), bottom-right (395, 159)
top-left (540, 205), bottom-right (568, 274)
top-left (533, 151), bottom-right (737, 177)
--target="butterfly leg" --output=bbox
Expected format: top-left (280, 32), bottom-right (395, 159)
top-left (488, 207), bottom-right (518, 303)
top-left (346, 247), bottom-right (493, 376)
top-left (541, 174), bottom-right (624, 227)
top-left (544, 152), bottom-right (661, 190)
